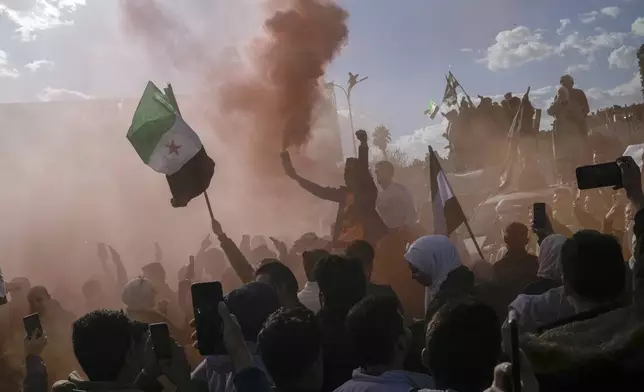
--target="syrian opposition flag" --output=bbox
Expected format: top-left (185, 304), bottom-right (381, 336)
top-left (424, 100), bottom-right (440, 119)
top-left (429, 147), bottom-right (466, 236)
top-left (127, 82), bottom-right (215, 207)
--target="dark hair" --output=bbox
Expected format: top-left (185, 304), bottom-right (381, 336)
top-left (255, 261), bottom-right (299, 298)
top-left (225, 282), bottom-right (281, 342)
top-left (27, 286), bottom-right (50, 302)
top-left (82, 280), bottom-right (102, 297)
top-left (314, 255), bottom-right (366, 309)
top-left (375, 161), bottom-right (394, 173)
top-left (345, 296), bottom-right (404, 367)
top-left (72, 310), bottom-right (147, 381)
top-left (561, 230), bottom-right (625, 302)
top-left (258, 308), bottom-right (321, 386)
top-left (303, 249), bottom-right (330, 282)
top-left (346, 240), bottom-right (375, 270)
top-left (425, 299), bottom-right (501, 392)
top-left (504, 222), bottom-right (528, 237)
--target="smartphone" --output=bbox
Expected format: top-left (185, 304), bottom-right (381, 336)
top-left (191, 281), bottom-right (225, 356)
top-left (23, 313), bottom-right (43, 339)
top-left (532, 202), bottom-right (546, 231)
top-left (149, 323), bottom-right (173, 360)
top-left (576, 162), bottom-right (623, 190)
top-left (508, 310), bottom-right (522, 392)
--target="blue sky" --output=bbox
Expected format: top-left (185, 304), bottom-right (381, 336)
top-left (0, 0), bottom-right (643, 159)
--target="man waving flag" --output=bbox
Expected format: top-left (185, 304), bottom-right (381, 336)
top-left (127, 81), bottom-right (215, 207)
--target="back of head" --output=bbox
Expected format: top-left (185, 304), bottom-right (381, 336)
top-left (561, 230), bottom-right (625, 303)
top-left (425, 299), bottom-right (501, 391)
top-left (255, 261), bottom-right (299, 299)
top-left (142, 262), bottom-right (166, 283)
top-left (27, 286), bottom-right (50, 303)
top-left (345, 295), bottom-right (405, 367)
top-left (504, 222), bottom-right (529, 250)
top-left (73, 309), bottom-right (147, 381)
top-left (258, 308), bottom-right (322, 389)
top-left (225, 281), bottom-right (281, 342)
top-left (121, 277), bottom-right (156, 311)
top-left (314, 255), bottom-right (366, 310)
top-left (345, 240), bottom-right (375, 273)
top-left (302, 249), bottom-right (330, 282)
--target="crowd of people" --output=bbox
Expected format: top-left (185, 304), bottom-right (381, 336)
top-left (2, 72), bottom-right (644, 391)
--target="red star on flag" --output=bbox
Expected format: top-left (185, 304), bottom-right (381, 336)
top-left (166, 140), bottom-right (181, 156)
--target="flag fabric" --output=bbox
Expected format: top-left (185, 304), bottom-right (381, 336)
top-left (424, 100), bottom-right (440, 119)
top-left (442, 74), bottom-right (459, 109)
top-left (499, 87), bottom-right (530, 191)
top-left (127, 81), bottom-right (215, 207)
top-left (429, 147), bottom-right (466, 236)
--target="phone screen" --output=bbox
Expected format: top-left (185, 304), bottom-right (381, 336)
top-left (532, 203), bottom-right (546, 230)
top-left (23, 313), bottom-right (43, 339)
top-left (576, 162), bottom-right (623, 190)
top-left (149, 323), bottom-right (172, 360)
top-left (191, 281), bottom-right (225, 356)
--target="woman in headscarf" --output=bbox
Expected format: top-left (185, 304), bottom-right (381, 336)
top-left (523, 234), bottom-right (567, 295)
top-left (405, 235), bottom-right (506, 321)
top-left (403, 236), bottom-right (506, 372)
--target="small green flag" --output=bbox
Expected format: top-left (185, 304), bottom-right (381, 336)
top-left (424, 100), bottom-right (440, 119)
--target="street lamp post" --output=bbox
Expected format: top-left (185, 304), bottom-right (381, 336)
top-left (328, 72), bottom-right (368, 156)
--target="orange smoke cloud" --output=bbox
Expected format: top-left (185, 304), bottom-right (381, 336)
top-left (222, 0), bottom-right (348, 152)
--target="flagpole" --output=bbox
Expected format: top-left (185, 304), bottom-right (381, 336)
top-left (203, 191), bottom-right (215, 222)
top-left (429, 146), bottom-right (486, 262)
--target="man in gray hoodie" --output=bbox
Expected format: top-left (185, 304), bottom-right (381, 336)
top-left (334, 296), bottom-right (435, 392)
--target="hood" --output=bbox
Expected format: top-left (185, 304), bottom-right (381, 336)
top-left (522, 306), bottom-right (644, 374)
top-left (344, 369), bottom-right (435, 390)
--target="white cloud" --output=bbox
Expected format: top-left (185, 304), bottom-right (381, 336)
top-left (578, 7), bottom-right (620, 24)
top-left (565, 63), bottom-right (591, 73)
top-left (608, 45), bottom-right (637, 69)
top-left (0, 0), bottom-right (86, 41)
top-left (460, 48), bottom-right (473, 53)
top-left (633, 17), bottom-right (644, 36)
top-left (24, 59), bottom-right (54, 72)
top-left (37, 86), bottom-right (92, 101)
top-left (391, 121), bottom-right (449, 160)
top-left (480, 26), bottom-right (554, 71)
top-left (579, 10), bottom-right (599, 24)
top-left (557, 30), bottom-right (628, 61)
top-left (585, 73), bottom-right (642, 109)
top-left (605, 72), bottom-right (642, 97)
top-left (0, 49), bottom-right (20, 78)
top-left (600, 7), bottom-right (620, 18)
top-left (556, 19), bottom-right (571, 35)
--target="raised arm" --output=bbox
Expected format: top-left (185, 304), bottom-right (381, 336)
top-left (355, 130), bottom-right (379, 203)
top-left (211, 219), bottom-right (255, 284)
top-left (108, 246), bottom-right (128, 289)
top-left (281, 151), bottom-right (345, 202)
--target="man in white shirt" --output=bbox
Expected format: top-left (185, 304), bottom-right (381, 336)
top-left (375, 161), bottom-right (417, 229)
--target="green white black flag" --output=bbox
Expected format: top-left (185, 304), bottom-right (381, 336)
top-left (127, 81), bottom-right (215, 207)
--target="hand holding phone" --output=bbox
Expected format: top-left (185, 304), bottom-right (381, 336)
top-left (576, 162), bottom-right (623, 190)
top-left (191, 282), bottom-right (225, 355)
top-left (532, 203), bottom-right (546, 231)
top-left (23, 313), bottom-right (43, 339)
